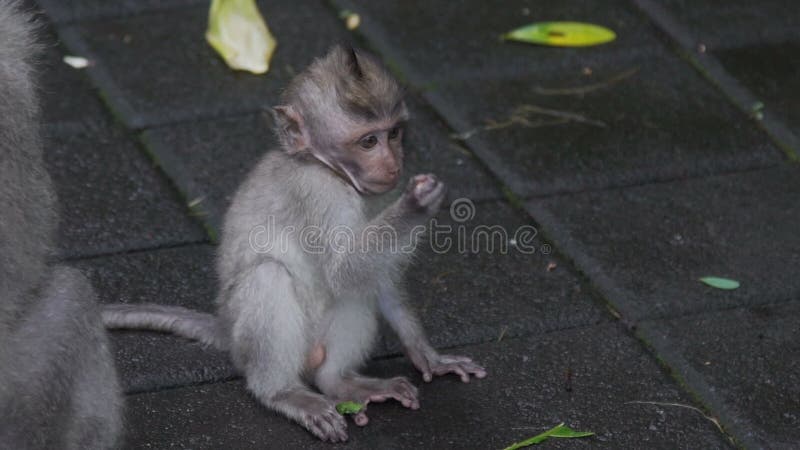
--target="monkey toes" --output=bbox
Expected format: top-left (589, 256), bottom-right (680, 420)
top-left (404, 174), bottom-right (446, 214)
top-left (299, 398), bottom-right (349, 443)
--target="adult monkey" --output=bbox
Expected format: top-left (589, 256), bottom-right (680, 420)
top-left (0, 2), bottom-right (122, 448)
top-left (105, 46), bottom-right (486, 442)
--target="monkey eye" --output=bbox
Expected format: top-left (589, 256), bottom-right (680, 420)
top-left (359, 135), bottom-right (378, 150)
top-left (388, 126), bottom-right (402, 140)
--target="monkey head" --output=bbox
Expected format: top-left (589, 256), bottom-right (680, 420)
top-left (273, 46), bottom-right (408, 195)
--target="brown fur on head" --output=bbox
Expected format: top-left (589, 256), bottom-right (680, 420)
top-left (273, 46), bottom-right (408, 195)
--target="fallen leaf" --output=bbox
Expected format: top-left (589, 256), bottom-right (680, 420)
top-left (63, 55), bottom-right (89, 69)
top-left (502, 22), bottom-right (616, 47)
top-left (504, 423), bottom-right (594, 449)
top-left (699, 276), bottom-right (740, 290)
top-left (206, 0), bottom-right (277, 74)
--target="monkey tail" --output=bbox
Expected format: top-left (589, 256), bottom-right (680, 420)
top-left (102, 304), bottom-right (227, 351)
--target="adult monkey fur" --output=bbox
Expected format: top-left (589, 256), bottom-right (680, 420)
top-left (0, 2), bottom-right (122, 448)
top-left (104, 46), bottom-right (486, 441)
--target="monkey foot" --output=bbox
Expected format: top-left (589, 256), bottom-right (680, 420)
top-left (327, 375), bottom-right (420, 426)
top-left (275, 389), bottom-right (348, 442)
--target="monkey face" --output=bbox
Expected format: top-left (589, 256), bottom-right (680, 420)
top-left (339, 121), bottom-right (405, 195)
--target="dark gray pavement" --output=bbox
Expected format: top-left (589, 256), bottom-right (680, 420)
top-left (29, 0), bottom-right (798, 448)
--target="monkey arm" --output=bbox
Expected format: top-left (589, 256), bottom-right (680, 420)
top-left (323, 174), bottom-right (446, 295)
top-left (377, 281), bottom-right (487, 383)
top-left (323, 198), bottom-right (423, 295)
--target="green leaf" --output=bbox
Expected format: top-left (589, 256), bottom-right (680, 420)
top-left (335, 401), bottom-right (364, 415)
top-left (503, 423), bottom-right (594, 450)
top-left (502, 22), bottom-right (616, 47)
top-left (699, 276), bottom-right (740, 290)
top-left (548, 424), bottom-right (595, 438)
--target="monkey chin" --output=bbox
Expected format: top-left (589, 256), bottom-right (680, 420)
top-left (360, 179), bottom-right (399, 196)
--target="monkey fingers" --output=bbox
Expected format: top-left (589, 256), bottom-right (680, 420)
top-left (411, 350), bottom-right (487, 383)
top-left (430, 355), bottom-right (488, 383)
top-left (404, 173), bottom-right (446, 213)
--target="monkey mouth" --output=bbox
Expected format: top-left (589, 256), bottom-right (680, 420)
top-left (362, 179), bottom-right (399, 195)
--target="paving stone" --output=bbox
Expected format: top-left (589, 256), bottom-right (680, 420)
top-left (431, 54), bottom-right (780, 196)
top-left (659, 0), bottom-right (800, 50)
top-left (74, 245), bottom-right (233, 393)
top-left (526, 165), bottom-right (800, 322)
top-left (34, 0), bottom-right (204, 24)
top-left (46, 124), bottom-right (207, 258)
top-left (122, 324), bottom-right (731, 449)
top-left (631, 0), bottom-right (800, 160)
top-left (639, 300), bottom-right (800, 449)
top-left (397, 200), bottom-right (609, 353)
top-left (141, 95), bottom-right (502, 235)
top-left (58, 0), bottom-right (351, 129)
top-left (715, 42), bottom-right (800, 138)
top-left (333, 0), bottom-right (664, 84)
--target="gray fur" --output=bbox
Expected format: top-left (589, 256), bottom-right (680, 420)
top-left (103, 303), bottom-right (226, 349)
top-left (102, 45), bottom-right (485, 442)
top-left (0, 2), bottom-right (122, 448)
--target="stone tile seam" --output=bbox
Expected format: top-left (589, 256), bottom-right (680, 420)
top-left (61, 239), bottom-right (211, 264)
top-left (525, 201), bottom-right (800, 326)
top-left (636, 323), bottom-right (763, 449)
top-left (56, 26), bottom-right (144, 129)
top-left (124, 373), bottom-right (240, 398)
top-left (134, 131), bottom-right (221, 241)
top-left (42, 26), bottom-right (218, 239)
top-left (526, 201), bottom-right (792, 447)
top-left (631, 0), bottom-right (800, 161)
top-left (517, 162), bottom-right (786, 202)
top-left (638, 296), bottom-right (800, 330)
top-left (523, 198), bottom-right (754, 446)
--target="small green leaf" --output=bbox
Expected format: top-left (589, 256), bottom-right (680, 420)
top-left (504, 423), bottom-right (594, 450)
top-left (502, 22), bottom-right (616, 47)
top-left (699, 277), bottom-right (740, 290)
top-left (335, 401), bottom-right (364, 415)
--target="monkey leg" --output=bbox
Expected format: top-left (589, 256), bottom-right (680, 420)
top-left (226, 261), bottom-right (347, 442)
top-left (313, 298), bottom-right (418, 426)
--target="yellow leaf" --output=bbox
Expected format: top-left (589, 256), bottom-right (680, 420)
top-left (206, 0), bottom-right (277, 74)
top-left (503, 22), bottom-right (616, 47)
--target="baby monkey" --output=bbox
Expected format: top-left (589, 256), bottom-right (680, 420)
top-left (105, 46), bottom-right (486, 442)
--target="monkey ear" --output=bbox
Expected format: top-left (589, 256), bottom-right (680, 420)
top-left (346, 46), bottom-right (364, 80)
top-left (273, 105), bottom-right (310, 153)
